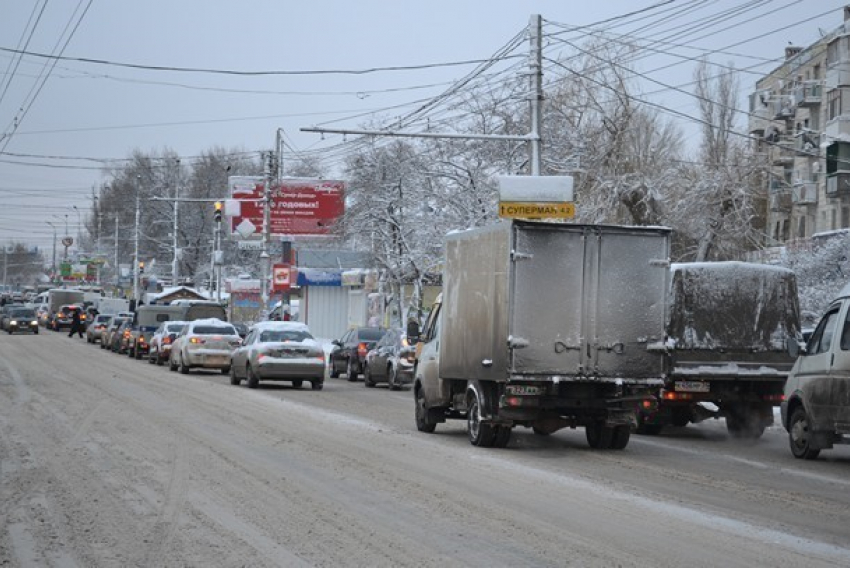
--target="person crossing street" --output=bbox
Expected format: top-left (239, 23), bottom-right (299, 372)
top-left (68, 308), bottom-right (84, 338)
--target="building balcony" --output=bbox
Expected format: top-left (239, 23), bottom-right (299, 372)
top-left (796, 131), bottom-right (821, 155)
top-left (769, 189), bottom-right (792, 212)
top-left (825, 61), bottom-right (850, 89)
top-left (826, 173), bottom-right (850, 197)
top-left (771, 136), bottom-right (796, 165)
top-left (792, 181), bottom-right (818, 205)
top-left (794, 83), bottom-right (823, 107)
top-left (771, 96), bottom-right (796, 120)
top-left (824, 115), bottom-right (850, 141)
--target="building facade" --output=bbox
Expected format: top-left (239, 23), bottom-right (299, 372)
top-left (751, 6), bottom-right (850, 245)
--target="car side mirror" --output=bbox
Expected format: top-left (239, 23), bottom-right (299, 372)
top-left (788, 339), bottom-right (806, 358)
top-left (332, 339), bottom-right (342, 347)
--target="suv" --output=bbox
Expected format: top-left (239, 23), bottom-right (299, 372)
top-left (329, 326), bottom-right (388, 381)
top-left (783, 282), bottom-right (850, 460)
top-left (49, 304), bottom-right (86, 331)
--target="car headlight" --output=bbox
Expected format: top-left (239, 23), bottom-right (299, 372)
top-left (9, 320), bottom-right (17, 325)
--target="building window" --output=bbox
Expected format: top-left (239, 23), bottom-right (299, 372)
top-left (829, 89), bottom-right (842, 120)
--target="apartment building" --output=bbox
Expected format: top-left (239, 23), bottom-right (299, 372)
top-left (750, 6), bottom-right (850, 245)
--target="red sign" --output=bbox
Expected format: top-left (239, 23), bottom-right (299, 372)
top-left (229, 176), bottom-right (345, 237)
top-left (272, 264), bottom-right (291, 293)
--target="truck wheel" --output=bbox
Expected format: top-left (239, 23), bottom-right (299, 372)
top-left (346, 358), bottom-right (358, 382)
top-left (292, 380), bottom-right (303, 389)
top-left (467, 391), bottom-right (497, 447)
top-left (586, 421), bottom-right (613, 449)
top-left (414, 385), bottom-right (437, 433)
top-left (363, 365), bottom-right (375, 387)
top-left (789, 407), bottom-right (820, 460)
top-left (609, 425), bottom-right (630, 450)
top-left (493, 426), bottom-right (512, 448)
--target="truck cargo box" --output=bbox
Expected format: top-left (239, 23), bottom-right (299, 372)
top-left (440, 220), bottom-right (671, 383)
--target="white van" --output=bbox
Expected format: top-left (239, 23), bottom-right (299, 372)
top-left (782, 282), bottom-right (850, 459)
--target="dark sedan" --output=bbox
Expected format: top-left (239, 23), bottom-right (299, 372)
top-left (329, 326), bottom-right (388, 381)
top-left (363, 328), bottom-right (415, 390)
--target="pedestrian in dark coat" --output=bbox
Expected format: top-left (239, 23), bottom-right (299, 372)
top-left (68, 309), bottom-right (84, 338)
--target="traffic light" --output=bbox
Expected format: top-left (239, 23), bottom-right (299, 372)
top-left (138, 261), bottom-right (145, 274)
top-left (214, 201), bottom-right (223, 223)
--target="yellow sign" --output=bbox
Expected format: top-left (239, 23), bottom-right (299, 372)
top-left (499, 201), bottom-right (575, 220)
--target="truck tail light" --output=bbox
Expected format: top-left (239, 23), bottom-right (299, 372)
top-left (662, 391), bottom-right (693, 401)
top-left (763, 394), bottom-right (785, 403)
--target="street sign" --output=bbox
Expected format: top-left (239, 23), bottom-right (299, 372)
top-left (499, 201), bottom-right (575, 220)
top-left (237, 240), bottom-right (264, 250)
top-left (272, 264), bottom-right (291, 292)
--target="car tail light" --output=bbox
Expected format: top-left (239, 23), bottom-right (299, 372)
top-left (357, 342), bottom-right (368, 356)
top-left (763, 393), bottom-right (785, 403)
top-left (662, 391), bottom-right (693, 401)
top-left (163, 337), bottom-right (172, 345)
top-left (190, 337), bottom-right (205, 344)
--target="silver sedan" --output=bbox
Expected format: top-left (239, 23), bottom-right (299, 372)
top-left (229, 321), bottom-right (325, 390)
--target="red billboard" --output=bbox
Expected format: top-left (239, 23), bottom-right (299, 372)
top-left (229, 176), bottom-right (345, 238)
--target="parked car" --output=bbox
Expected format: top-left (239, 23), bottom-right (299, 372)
top-left (229, 321), bottom-right (325, 390)
top-left (147, 321), bottom-right (187, 365)
top-left (5, 307), bottom-right (39, 335)
top-left (49, 304), bottom-right (86, 331)
top-left (329, 326), bottom-right (388, 381)
top-left (0, 303), bottom-right (25, 331)
top-left (363, 328), bottom-right (416, 390)
top-left (783, 282), bottom-right (850, 460)
top-left (101, 316), bottom-right (131, 350)
top-left (86, 314), bottom-right (113, 344)
top-left (169, 319), bottom-right (241, 375)
top-left (109, 320), bottom-right (134, 354)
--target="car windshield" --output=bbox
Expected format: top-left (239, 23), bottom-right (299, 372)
top-left (259, 330), bottom-right (312, 343)
top-left (192, 325), bottom-right (236, 335)
top-left (166, 324), bottom-right (186, 333)
top-left (358, 328), bottom-right (386, 341)
top-left (10, 309), bottom-right (35, 318)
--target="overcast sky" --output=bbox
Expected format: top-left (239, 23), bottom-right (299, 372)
top-left (0, 0), bottom-right (846, 254)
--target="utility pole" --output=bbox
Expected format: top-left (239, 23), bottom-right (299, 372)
top-left (300, 14), bottom-right (544, 176)
top-left (46, 221), bottom-right (57, 279)
top-left (528, 13), bottom-right (543, 175)
top-left (114, 218), bottom-right (119, 288)
top-left (173, 159), bottom-right (180, 286)
top-left (133, 185), bottom-right (140, 304)
top-left (260, 150), bottom-right (274, 318)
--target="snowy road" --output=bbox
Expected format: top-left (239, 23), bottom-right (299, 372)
top-left (2, 331), bottom-right (850, 567)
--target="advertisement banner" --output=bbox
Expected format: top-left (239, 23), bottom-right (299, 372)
top-left (229, 176), bottom-right (345, 238)
top-left (272, 264), bottom-right (291, 293)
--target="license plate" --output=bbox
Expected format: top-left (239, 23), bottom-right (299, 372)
top-left (675, 381), bottom-right (710, 393)
top-left (506, 384), bottom-right (544, 396)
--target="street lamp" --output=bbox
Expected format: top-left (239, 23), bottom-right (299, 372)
top-left (72, 204), bottom-right (82, 254)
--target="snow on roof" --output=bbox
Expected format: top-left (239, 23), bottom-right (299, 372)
top-left (250, 321), bottom-right (310, 332)
top-left (146, 286), bottom-right (210, 301)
